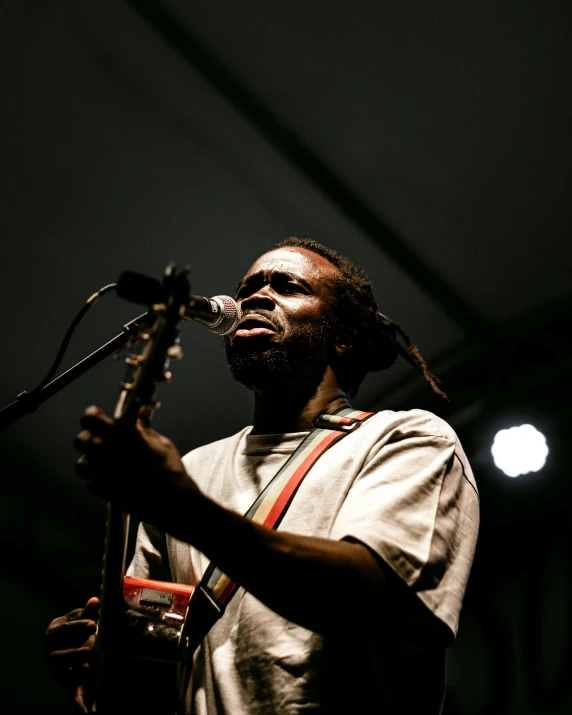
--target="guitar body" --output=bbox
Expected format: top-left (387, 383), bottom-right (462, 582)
top-left (94, 578), bottom-right (194, 713)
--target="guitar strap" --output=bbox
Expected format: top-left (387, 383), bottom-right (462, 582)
top-left (180, 405), bottom-right (375, 659)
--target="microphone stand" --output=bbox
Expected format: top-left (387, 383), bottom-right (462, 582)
top-left (0, 312), bottom-right (150, 431)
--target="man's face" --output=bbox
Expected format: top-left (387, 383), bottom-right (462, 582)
top-left (224, 248), bottom-right (340, 389)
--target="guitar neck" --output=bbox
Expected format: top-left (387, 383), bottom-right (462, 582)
top-left (97, 396), bottom-right (136, 651)
top-left (97, 502), bottom-right (130, 652)
top-left (93, 266), bottom-right (191, 713)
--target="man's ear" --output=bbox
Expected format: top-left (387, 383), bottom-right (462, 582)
top-left (334, 327), bottom-right (357, 359)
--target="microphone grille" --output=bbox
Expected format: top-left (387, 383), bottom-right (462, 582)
top-left (209, 295), bottom-right (241, 335)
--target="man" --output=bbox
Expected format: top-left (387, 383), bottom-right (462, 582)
top-left (46, 238), bottom-right (479, 714)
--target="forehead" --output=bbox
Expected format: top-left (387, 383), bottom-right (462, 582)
top-left (242, 248), bottom-right (339, 286)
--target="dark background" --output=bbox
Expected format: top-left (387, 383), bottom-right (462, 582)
top-left (1, 1), bottom-right (571, 712)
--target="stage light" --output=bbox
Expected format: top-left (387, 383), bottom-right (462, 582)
top-left (491, 424), bottom-right (549, 477)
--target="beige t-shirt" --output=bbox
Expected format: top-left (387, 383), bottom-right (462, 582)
top-left (129, 409), bottom-right (479, 714)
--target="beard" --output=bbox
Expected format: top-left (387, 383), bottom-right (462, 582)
top-left (224, 314), bottom-right (337, 389)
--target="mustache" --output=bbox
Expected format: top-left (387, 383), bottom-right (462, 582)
top-left (239, 310), bottom-right (281, 332)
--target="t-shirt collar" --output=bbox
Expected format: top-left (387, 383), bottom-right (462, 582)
top-left (241, 428), bottom-right (310, 456)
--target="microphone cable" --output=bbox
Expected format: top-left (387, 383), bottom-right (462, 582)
top-left (25, 283), bottom-right (118, 400)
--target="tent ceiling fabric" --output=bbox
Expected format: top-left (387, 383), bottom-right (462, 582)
top-left (161, 0), bottom-right (572, 321)
top-left (0, 0), bottom-right (570, 479)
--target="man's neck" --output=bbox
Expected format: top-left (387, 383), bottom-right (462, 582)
top-left (250, 371), bottom-right (350, 435)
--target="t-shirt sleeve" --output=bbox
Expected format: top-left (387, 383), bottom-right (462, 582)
top-left (330, 412), bottom-right (479, 635)
top-left (127, 522), bottom-right (173, 581)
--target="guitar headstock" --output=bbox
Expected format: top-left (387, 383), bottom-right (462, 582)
top-left (114, 265), bottom-right (190, 425)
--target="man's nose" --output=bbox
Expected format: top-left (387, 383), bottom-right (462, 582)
top-left (240, 288), bottom-right (275, 311)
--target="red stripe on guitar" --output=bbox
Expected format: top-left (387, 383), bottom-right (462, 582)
top-left (262, 430), bottom-right (340, 528)
top-left (123, 575), bottom-right (194, 596)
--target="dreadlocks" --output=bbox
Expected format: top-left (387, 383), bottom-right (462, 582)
top-left (273, 237), bottom-right (448, 400)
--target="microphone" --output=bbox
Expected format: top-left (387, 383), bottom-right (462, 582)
top-left (116, 271), bottom-right (241, 335)
top-left (186, 294), bottom-right (240, 335)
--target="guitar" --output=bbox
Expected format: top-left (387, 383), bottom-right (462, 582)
top-left (93, 265), bottom-right (196, 714)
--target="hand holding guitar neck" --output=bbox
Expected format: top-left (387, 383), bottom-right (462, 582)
top-left (74, 404), bottom-right (199, 532)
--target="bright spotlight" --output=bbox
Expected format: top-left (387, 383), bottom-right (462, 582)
top-left (491, 424), bottom-right (549, 477)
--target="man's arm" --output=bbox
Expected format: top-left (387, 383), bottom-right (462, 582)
top-left (75, 407), bottom-right (391, 636)
top-left (173, 498), bottom-right (390, 635)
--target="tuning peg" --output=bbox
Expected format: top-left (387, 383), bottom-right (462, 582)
top-left (167, 345), bottom-right (183, 359)
top-left (154, 371), bottom-right (172, 384)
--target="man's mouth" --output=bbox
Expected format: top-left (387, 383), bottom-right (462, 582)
top-left (234, 315), bottom-right (277, 338)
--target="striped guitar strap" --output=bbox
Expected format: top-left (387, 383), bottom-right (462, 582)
top-left (179, 404), bottom-right (375, 669)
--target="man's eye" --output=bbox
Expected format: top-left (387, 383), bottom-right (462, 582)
top-left (274, 277), bottom-right (298, 293)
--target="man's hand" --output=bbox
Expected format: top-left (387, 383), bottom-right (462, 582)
top-left (45, 597), bottom-right (99, 713)
top-left (74, 406), bottom-right (200, 530)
